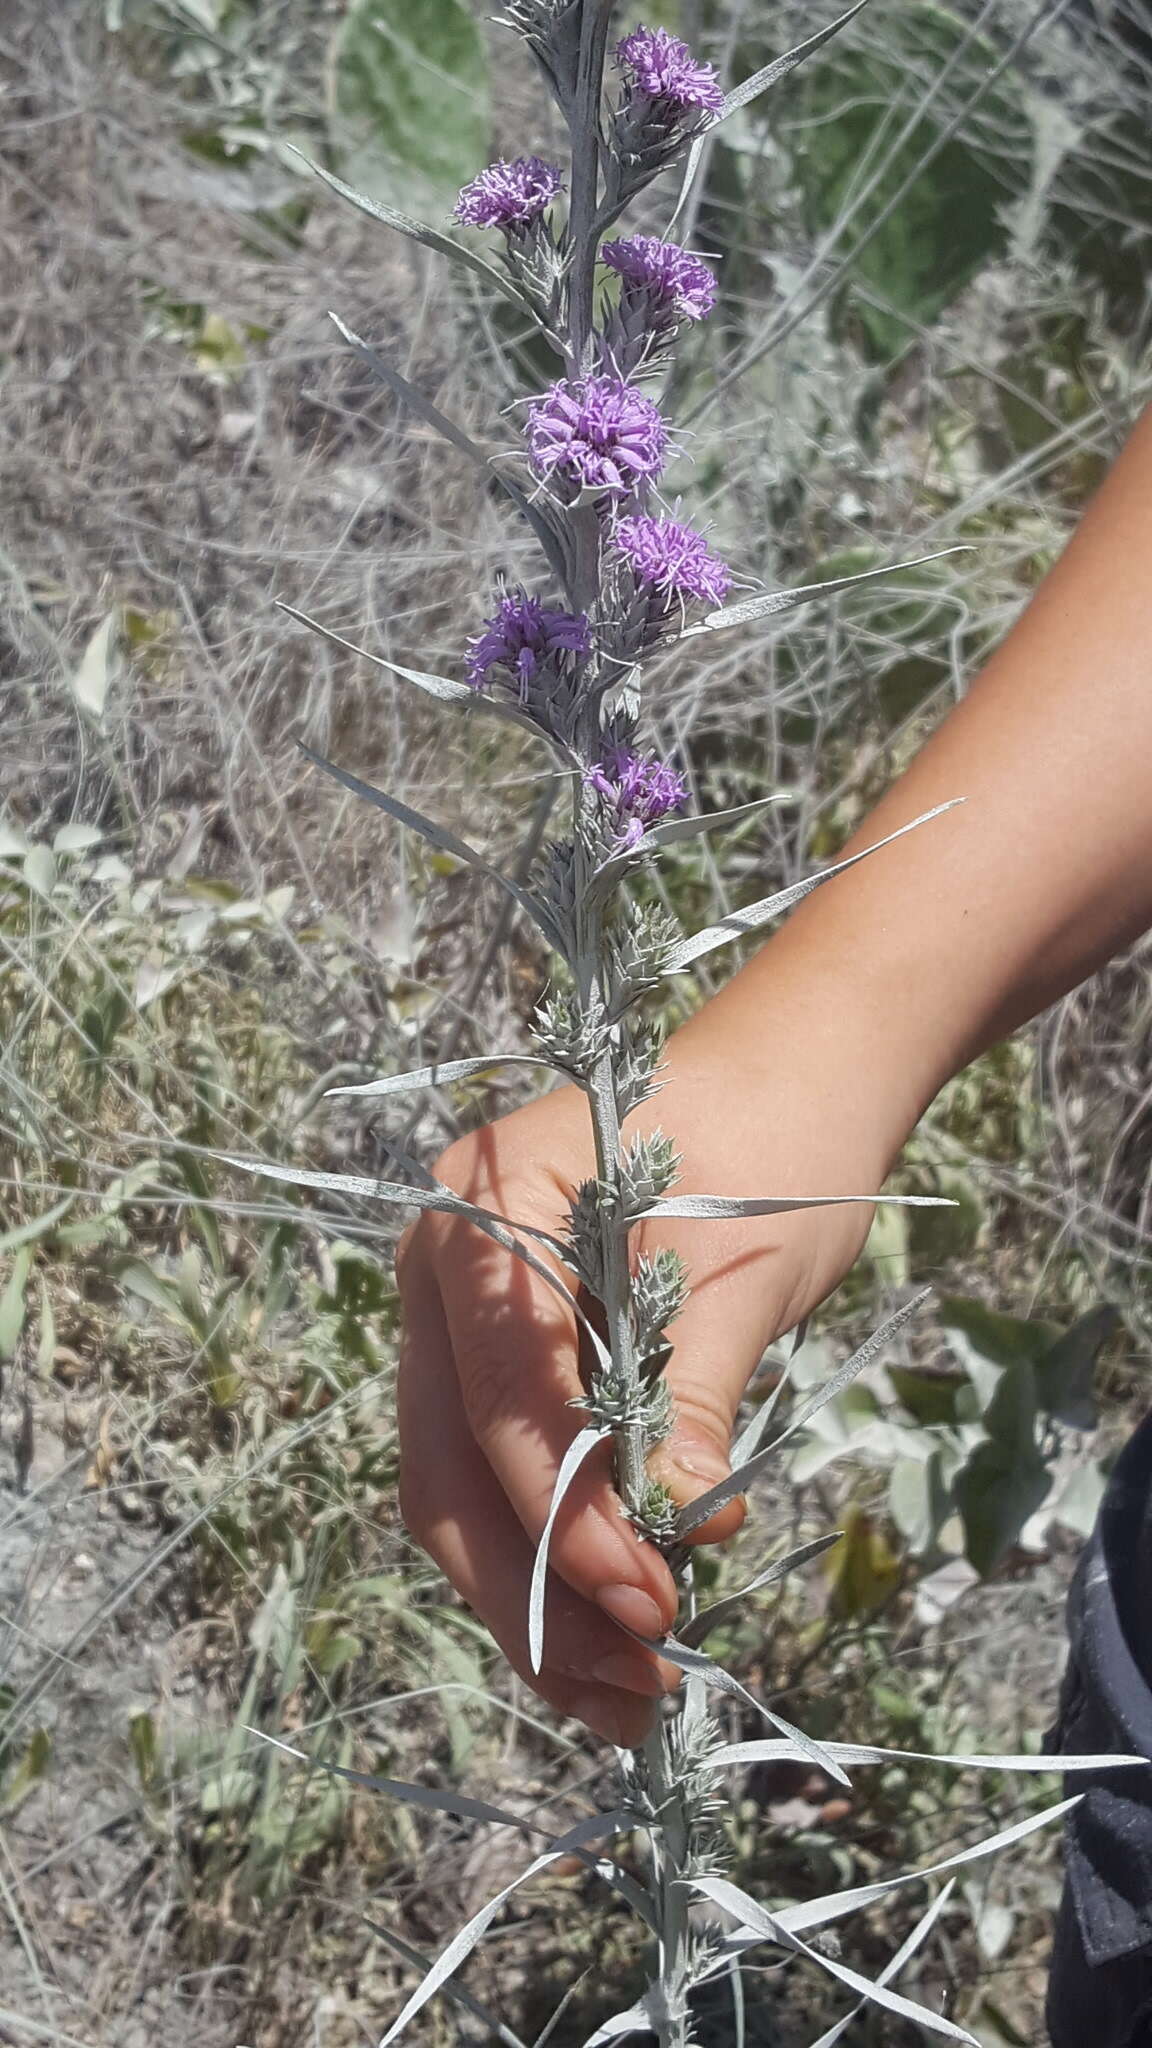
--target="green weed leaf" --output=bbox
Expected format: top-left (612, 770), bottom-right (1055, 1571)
top-left (331, 0), bottom-right (490, 215)
top-left (786, 4), bottom-right (1031, 360)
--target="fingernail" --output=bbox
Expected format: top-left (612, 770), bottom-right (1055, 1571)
top-left (595, 1584), bottom-right (665, 1640)
top-left (590, 1651), bottom-right (669, 1697)
top-left (570, 1689), bottom-right (655, 1749)
top-left (668, 1437), bottom-right (730, 1484)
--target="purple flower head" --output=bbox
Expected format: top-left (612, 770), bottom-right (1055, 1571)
top-left (602, 235), bottom-right (718, 323)
top-left (526, 375), bottom-right (669, 497)
top-left (454, 156), bottom-right (565, 230)
top-left (615, 25), bottom-right (725, 116)
top-left (587, 742), bottom-right (689, 847)
top-left (466, 588), bottom-right (590, 694)
top-left (613, 513), bottom-right (732, 608)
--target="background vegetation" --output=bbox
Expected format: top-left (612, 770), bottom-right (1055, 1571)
top-left (1, 0), bottom-right (1150, 2041)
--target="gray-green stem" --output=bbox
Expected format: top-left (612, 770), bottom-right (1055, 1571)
top-left (565, 0), bottom-right (613, 372)
top-left (642, 1724), bottom-right (694, 2048)
top-left (563, 12), bottom-right (694, 2028)
top-left (572, 788), bottom-right (693, 2048)
top-left (572, 782), bottom-right (648, 1508)
top-left (586, 1041), bottom-right (648, 1507)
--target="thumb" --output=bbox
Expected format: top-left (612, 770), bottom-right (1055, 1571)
top-left (648, 1394), bottom-right (748, 1547)
top-left (638, 1218), bottom-right (803, 1547)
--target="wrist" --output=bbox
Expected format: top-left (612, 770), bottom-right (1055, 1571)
top-left (667, 920), bottom-right (923, 1193)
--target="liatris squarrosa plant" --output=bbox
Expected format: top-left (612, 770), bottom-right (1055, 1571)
top-left (231, 6), bottom-right (1144, 2042)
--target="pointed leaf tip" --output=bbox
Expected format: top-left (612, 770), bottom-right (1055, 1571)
top-left (686, 548), bottom-right (973, 639)
top-left (377, 1810), bottom-right (633, 2045)
top-left (290, 146), bottom-right (528, 312)
top-left (693, 1875), bottom-right (979, 2043)
top-left (326, 1053), bottom-right (552, 1101)
top-left (674, 1290), bottom-right (932, 1538)
top-left (619, 1627), bottom-right (851, 1786)
top-left (529, 1427), bottom-right (612, 1671)
top-left (663, 803), bottom-right (964, 973)
top-left (668, 0), bottom-right (875, 230)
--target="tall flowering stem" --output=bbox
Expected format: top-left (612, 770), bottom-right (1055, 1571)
top-left (264, 6), bottom-right (1084, 2045)
top-left (504, 20), bottom-right (731, 2040)
top-left (567, 0), bottom-right (616, 371)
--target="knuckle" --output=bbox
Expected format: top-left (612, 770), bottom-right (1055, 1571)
top-left (668, 1378), bottom-right (736, 1454)
top-left (457, 1339), bottom-right (521, 1450)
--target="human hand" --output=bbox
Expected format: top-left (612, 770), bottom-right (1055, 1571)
top-left (399, 399), bottom-right (1152, 1743)
top-left (396, 992), bottom-right (892, 1747)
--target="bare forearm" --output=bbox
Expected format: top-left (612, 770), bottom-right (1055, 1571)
top-left (676, 405), bottom-right (1152, 1171)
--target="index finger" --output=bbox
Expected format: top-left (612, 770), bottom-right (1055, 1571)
top-left (426, 1181), bottom-right (680, 1646)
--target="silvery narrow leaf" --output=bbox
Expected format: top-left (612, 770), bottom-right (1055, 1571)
top-left (298, 743), bottom-right (560, 949)
top-left (276, 600), bottom-right (471, 701)
top-left (220, 1151), bottom-right (609, 1368)
top-left (219, 1152), bottom-right (564, 1253)
top-left (774, 1796), bottom-right (1082, 1936)
top-left (729, 1958), bottom-right (746, 2048)
top-left (806, 1880), bottom-right (956, 2048)
top-left (591, 795), bottom-right (793, 885)
top-left (691, 1877), bottom-right (978, 2045)
top-left (682, 550), bottom-right (970, 639)
top-left (278, 604), bottom-right (575, 755)
top-left (663, 804), bottom-right (962, 973)
top-left (329, 314), bottom-right (568, 583)
top-left (327, 1053), bottom-right (554, 1100)
top-left (627, 1630), bottom-right (850, 1787)
top-left (579, 2004), bottom-right (653, 2046)
top-left (668, 0), bottom-right (872, 227)
top-left (247, 1727), bottom-right (544, 1833)
top-left (682, 1669), bottom-right (709, 1735)
top-left (366, 1922), bottom-right (530, 2048)
top-left (714, 1738), bottom-right (1151, 1779)
top-left (680, 1534), bottom-right (843, 1648)
top-left (299, 739), bottom-right (494, 872)
top-left (675, 1293), bottom-right (929, 1538)
top-left (730, 1370), bottom-right (790, 1466)
top-left (720, 0), bottom-right (872, 117)
top-left (644, 795), bottom-right (792, 848)
top-left (292, 149), bottom-right (529, 310)
top-left (378, 1810), bottom-right (633, 2046)
top-left (634, 1192), bottom-right (951, 1222)
top-left (330, 312), bottom-right (493, 466)
top-left (529, 1426), bottom-right (613, 1672)
top-left (729, 1327), bottom-right (808, 1465)
top-left (590, 1859), bottom-right (659, 1933)
top-left (773, 1290), bottom-right (932, 1453)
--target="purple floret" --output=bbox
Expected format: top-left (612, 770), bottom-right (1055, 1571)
top-left (466, 589), bottom-right (590, 694)
top-left (613, 513), bottom-right (732, 608)
top-left (526, 375), bottom-right (669, 496)
top-left (615, 24), bottom-right (725, 115)
top-left (587, 743), bottom-right (689, 846)
top-left (454, 156), bottom-right (565, 230)
top-left (602, 234), bottom-right (718, 323)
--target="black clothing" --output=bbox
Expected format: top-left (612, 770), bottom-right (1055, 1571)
top-left (1048, 1408), bottom-right (1152, 2046)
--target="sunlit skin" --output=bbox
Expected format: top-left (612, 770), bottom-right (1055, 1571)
top-left (397, 405), bottom-right (1152, 1747)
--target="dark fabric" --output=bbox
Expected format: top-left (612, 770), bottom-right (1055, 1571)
top-left (1047, 1406), bottom-right (1152, 2047)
